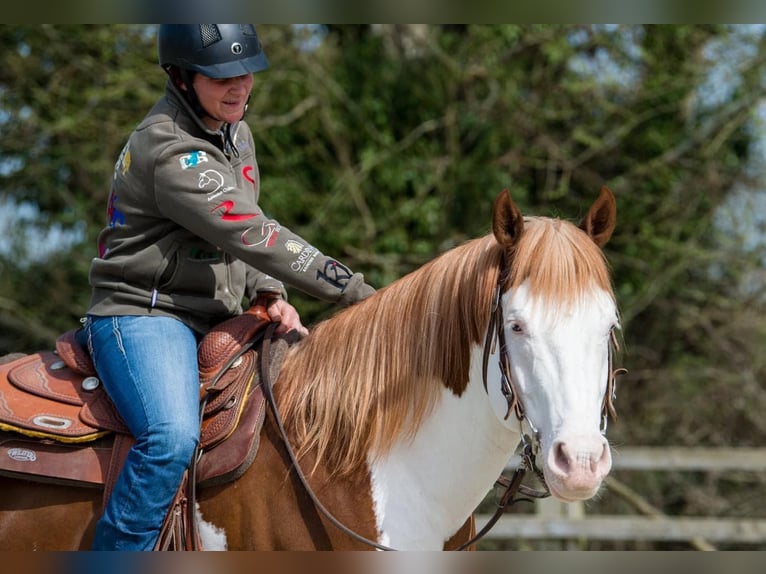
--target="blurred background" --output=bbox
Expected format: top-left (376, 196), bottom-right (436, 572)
top-left (1, 24), bottom-right (765, 549)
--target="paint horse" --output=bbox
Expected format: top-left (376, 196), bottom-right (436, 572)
top-left (0, 187), bottom-right (620, 550)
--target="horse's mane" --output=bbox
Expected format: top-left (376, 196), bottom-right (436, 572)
top-left (276, 216), bottom-right (614, 476)
top-left (505, 216), bottom-right (614, 310)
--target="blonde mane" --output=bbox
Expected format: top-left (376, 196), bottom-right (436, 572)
top-left (276, 217), bottom-right (614, 476)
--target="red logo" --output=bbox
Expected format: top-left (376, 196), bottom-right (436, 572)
top-left (241, 222), bottom-right (280, 248)
top-left (243, 165), bottom-right (256, 185)
top-left (211, 200), bottom-right (258, 222)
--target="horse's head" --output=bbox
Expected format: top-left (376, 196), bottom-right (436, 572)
top-left (487, 186), bottom-right (619, 502)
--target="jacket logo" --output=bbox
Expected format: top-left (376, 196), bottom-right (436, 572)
top-left (199, 169), bottom-right (234, 201)
top-left (107, 192), bottom-right (125, 227)
top-left (285, 239), bottom-right (304, 254)
top-left (317, 260), bottom-right (352, 290)
top-left (198, 169), bottom-right (225, 191)
top-left (100, 191), bottom-right (125, 257)
top-left (242, 221), bottom-right (280, 248)
top-left (290, 245), bottom-right (319, 272)
top-left (211, 200), bottom-right (258, 222)
top-left (114, 142), bottom-right (131, 177)
top-left (243, 165), bottom-right (255, 185)
top-left (180, 151), bottom-right (209, 169)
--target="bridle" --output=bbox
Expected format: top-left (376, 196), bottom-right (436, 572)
top-left (260, 276), bottom-right (624, 551)
top-left (468, 277), bottom-right (626, 553)
top-left (482, 279), bottom-right (622, 431)
top-left (482, 282), bottom-right (525, 423)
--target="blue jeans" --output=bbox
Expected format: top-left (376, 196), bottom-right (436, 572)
top-left (80, 315), bottom-right (201, 551)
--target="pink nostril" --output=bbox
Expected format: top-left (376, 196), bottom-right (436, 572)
top-left (594, 441), bottom-right (612, 474)
top-left (553, 441), bottom-right (572, 475)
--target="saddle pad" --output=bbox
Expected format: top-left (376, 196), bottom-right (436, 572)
top-left (0, 352), bottom-right (109, 442)
top-left (0, 431), bottom-right (113, 487)
top-left (0, 381), bottom-right (266, 490)
top-left (0, 330), bottom-right (291, 490)
top-left (0, 348), bottom-right (257, 445)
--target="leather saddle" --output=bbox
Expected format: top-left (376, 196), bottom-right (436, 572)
top-left (0, 306), bottom-right (292, 493)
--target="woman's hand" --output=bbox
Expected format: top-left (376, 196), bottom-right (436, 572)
top-left (259, 297), bottom-right (309, 337)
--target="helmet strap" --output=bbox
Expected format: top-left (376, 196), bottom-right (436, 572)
top-left (178, 69), bottom-right (210, 121)
top-left (163, 65), bottom-right (212, 122)
top-left (163, 64), bottom-right (249, 154)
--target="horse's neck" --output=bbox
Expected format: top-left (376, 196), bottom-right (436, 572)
top-left (367, 344), bottom-right (518, 550)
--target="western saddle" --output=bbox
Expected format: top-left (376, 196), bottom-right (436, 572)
top-left (0, 306), bottom-right (291, 550)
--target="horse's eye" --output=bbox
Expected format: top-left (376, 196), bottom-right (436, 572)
top-left (509, 322), bottom-right (524, 334)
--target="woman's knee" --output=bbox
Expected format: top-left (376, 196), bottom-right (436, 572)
top-left (141, 421), bottom-right (200, 463)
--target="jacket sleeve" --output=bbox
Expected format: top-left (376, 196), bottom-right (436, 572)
top-left (153, 139), bottom-right (375, 306)
top-left (244, 265), bottom-right (288, 301)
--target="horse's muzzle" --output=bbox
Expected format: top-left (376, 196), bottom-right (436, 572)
top-left (543, 434), bottom-right (612, 501)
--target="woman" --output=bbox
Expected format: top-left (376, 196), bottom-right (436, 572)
top-left (79, 24), bottom-right (375, 550)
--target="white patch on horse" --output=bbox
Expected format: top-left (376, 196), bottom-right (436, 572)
top-left (369, 362), bottom-right (518, 550)
top-left (195, 503), bottom-right (228, 550)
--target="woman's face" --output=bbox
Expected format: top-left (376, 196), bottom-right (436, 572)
top-left (192, 73), bottom-right (254, 130)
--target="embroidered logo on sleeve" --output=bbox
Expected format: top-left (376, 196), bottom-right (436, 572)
top-left (242, 221), bottom-right (281, 247)
top-left (99, 191), bottom-right (126, 258)
top-left (199, 168), bottom-right (258, 222)
top-left (317, 260), bottom-right (353, 290)
top-left (285, 239), bottom-right (304, 254)
top-left (180, 151), bottom-right (209, 170)
top-left (114, 143), bottom-right (131, 178)
top-left (198, 169), bottom-right (234, 201)
top-left (290, 244), bottom-right (319, 272)
top-left (211, 200), bottom-right (258, 222)
top-left (243, 165), bottom-right (256, 184)
top-left (107, 192), bottom-right (125, 227)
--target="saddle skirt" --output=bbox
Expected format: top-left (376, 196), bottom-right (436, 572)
top-left (0, 307), bottom-right (290, 490)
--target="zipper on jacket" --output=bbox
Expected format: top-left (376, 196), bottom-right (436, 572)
top-left (222, 123), bottom-right (240, 159)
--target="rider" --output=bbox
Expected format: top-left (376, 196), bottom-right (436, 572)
top-left (79, 24), bottom-right (375, 550)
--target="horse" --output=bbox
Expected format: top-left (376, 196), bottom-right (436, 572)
top-left (0, 187), bottom-right (620, 550)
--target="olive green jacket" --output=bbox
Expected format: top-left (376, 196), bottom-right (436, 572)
top-left (87, 81), bottom-right (374, 333)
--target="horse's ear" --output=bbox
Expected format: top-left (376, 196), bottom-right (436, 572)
top-left (580, 186), bottom-right (617, 247)
top-left (493, 189), bottom-right (524, 248)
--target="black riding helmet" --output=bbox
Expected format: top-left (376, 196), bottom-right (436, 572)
top-left (158, 25), bottom-right (268, 126)
top-left (158, 24), bottom-right (269, 78)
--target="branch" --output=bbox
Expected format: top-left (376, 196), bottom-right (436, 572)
top-left (255, 96), bottom-right (320, 129)
top-left (605, 476), bottom-right (717, 551)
